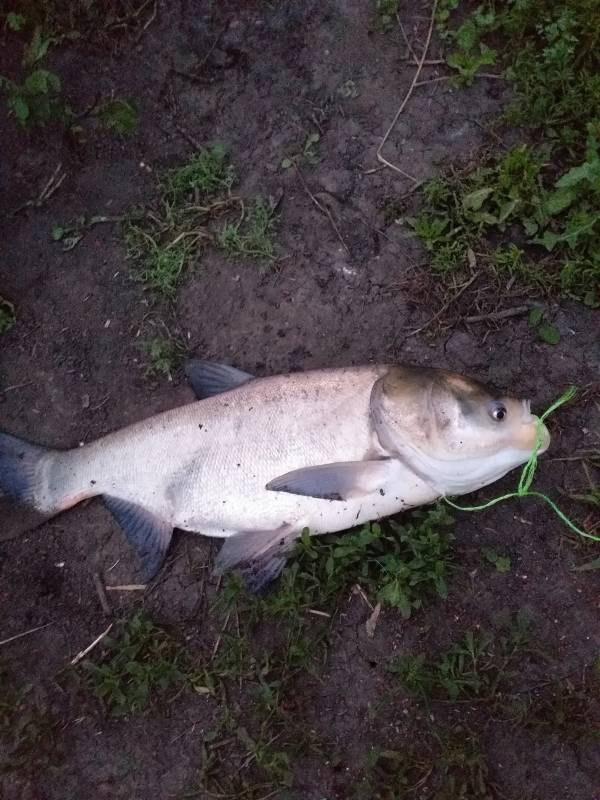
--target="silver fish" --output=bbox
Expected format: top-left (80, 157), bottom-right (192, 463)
top-left (0, 361), bottom-right (549, 589)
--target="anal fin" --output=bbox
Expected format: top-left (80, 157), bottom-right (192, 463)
top-left (214, 523), bottom-right (297, 593)
top-left (104, 496), bottom-right (173, 579)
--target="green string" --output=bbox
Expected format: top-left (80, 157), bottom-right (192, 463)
top-left (444, 385), bottom-right (600, 543)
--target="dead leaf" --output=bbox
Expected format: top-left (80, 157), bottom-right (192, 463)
top-left (366, 601), bottom-right (382, 639)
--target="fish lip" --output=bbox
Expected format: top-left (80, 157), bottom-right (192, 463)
top-left (537, 423), bottom-right (551, 454)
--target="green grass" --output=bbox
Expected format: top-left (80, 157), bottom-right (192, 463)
top-left (407, 0), bottom-right (600, 307)
top-left (83, 612), bottom-right (189, 716)
top-left (124, 146), bottom-right (278, 297)
top-left (217, 198), bottom-right (277, 261)
top-left (356, 726), bottom-right (495, 800)
top-left (193, 508), bottom-right (454, 796)
top-left (162, 144), bottom-right (235, 204)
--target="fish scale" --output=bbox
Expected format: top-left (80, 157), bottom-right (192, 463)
top-left (0, 360), bottom-right (549, 590)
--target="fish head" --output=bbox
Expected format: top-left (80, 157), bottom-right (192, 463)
top-left (372, 366), bottom-right (550, 495)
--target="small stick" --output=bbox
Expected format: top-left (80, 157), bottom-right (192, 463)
top-left (105, 583), bottom-right (147, 592)
top-left (307, 609), bottom-right (331, 618)
top-left (135, 0), bottom-right (158, 41)
top-left (211, 609), bottom-right (232, 661)
top-left (70, 623), bottom-right (113, 666)
top-left (352, 583), bottom-right (374, 611)
top-left (0, 622), bottom-right (51, 648)
top-left (296, 168), bottom-right (349, 254)
top-left (366, 602), bottom-right (382, 639)
top-left (92, 572), bottom-right (111, 615)
top-left (414, 73), bottom-right (503, 88)
top-left (406, 271), bottom-right (479, 337)
top-left (0, 381), bottom-right (33, 394)
top-left (397, 15), bottom-right (444, 66)
top-left (373, 0), bottom-right (438, 180)
top-left (464, 305), bottom-right (531, 324)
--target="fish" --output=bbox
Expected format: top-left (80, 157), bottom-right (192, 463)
top-left (0, 360), bottom-right (550, 590)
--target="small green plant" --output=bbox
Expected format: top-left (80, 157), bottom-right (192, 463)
top-left (83, 612), bottom-right (188, 716)
top-left (217, 198), bottom-right (277, 261)
top-left (141, 336), bottom-right (184, 379)
top-left (95, 97), bottom-right (138, 136)
top-left (0, 66), bottom-right (64, 127)
top-left (281, 132), bottom-right (320, 169)
top-left (528, 307), bottom-right (561, 345)
top-left (162, 144), bottom-right (236, 204)
top-left (482, 547), bottom-right (511, 573)
top-left (130, 236), bottom-right (189, 297)
top-left (0, 297), bottom-right (15, 334)
top-left (390, 614), bottom-right (531, 702)
top-left (0, 15), bottom-right (67, 127)
top-left (374, 0), bottom-right (400, 33)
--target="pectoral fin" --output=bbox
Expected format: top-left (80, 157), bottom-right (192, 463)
top-left (214, 523), bottom-right (297, 593)
top-left (266, 458), bottom-right (394, 501)
top-left (185, 359), bottom-right (254, 399)
top-left (104, 496), bottom-right (173, 579)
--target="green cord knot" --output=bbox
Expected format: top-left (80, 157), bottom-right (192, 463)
top-left (444, 385), bottom-right (599, 542)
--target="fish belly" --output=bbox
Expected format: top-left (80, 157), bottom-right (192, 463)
top-left (51, 365), bottom-right (438, 538)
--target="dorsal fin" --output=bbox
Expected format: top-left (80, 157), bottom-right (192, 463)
top-left (184, 359), bottom-right (254, 399)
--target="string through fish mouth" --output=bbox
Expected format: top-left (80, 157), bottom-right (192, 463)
top-left (445, 386), bottom-right (600, 542)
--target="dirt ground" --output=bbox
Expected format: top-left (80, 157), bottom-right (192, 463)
top-left (1, 2), bottom-right (599, 799)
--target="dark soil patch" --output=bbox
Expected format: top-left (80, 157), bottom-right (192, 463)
top-left (1, 2), bottom-right (599, 799)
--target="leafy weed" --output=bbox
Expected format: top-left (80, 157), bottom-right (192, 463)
top-left (83, 612), bottom-right (188, 716)
top-left (482, 547), bottom-right (511, 573)
top-left (410, 0), bottom-right (600, 307)
top-left (390, 613), bottom-right (532, 702)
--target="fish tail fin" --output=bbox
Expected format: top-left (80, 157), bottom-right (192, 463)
top-left (0, 430), bottom-right (64, 540)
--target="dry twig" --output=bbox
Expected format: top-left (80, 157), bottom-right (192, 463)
top-left (70, 623), bottom-right (113, 666)
top-left (93, 572), bottom-right (112, 615)
top-left (296, 168), bottom-right (349, 254)
top-left (0, 622), bottom-right (51, 648)
top-left (373, 0), bottom-right (439, 180)
top-left (406, 271), bottom-right (479, 337)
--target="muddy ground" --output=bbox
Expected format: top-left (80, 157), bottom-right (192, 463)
top-left (1, 1), bottom-right (599, 799)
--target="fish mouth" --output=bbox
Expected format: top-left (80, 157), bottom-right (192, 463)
top-left (520, 400), bottom-right (550, 454)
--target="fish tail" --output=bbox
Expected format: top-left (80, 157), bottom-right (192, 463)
top-left (0, 430), bottom-right (81, 541)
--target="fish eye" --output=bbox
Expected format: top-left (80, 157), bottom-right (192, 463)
top-left (490, 403), bottom-right (507, 422)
